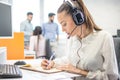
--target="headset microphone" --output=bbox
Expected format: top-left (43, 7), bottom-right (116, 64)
top-left (67, 26), bottom-right (77, 39)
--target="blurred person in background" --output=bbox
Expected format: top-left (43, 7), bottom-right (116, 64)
top-left (20, 12), bottom-right (33, 49)
top-left (42, 12), bottom-right (59, 54)
top-left (29, 26), bottom-right (46, 59)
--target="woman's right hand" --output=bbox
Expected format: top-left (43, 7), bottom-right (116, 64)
top-left (41, 59), bottom-right (54, 70)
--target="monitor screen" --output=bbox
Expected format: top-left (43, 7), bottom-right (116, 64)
top-left (0, 2), bottom-right (12, 38)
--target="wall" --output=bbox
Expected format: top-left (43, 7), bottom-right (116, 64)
top-left (0, 0), bottom-right (12, 4)
top-left (12, 0), bottom-right (40, 32)
top-left (84, 0), bottom-right (120, 35)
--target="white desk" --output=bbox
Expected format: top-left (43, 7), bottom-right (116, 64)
top-left (2, 59), bottom-right (79, 80)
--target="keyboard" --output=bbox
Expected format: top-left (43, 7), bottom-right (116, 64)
top-left (0, 64), bottom-right (22, 78)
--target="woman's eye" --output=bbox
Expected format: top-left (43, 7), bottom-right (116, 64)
top-left (62, 23), bottom-right (66, 27)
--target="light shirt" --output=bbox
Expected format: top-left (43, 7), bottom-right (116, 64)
top-left (29, 35), bottom-right (46, 57)
top-left (42, 22), bottom-right (59, 42)
top-left (54, 30), bottom-right (119, 80)
top-left (20, 20), bottom-right (33, 42)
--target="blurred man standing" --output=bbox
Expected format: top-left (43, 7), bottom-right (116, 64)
top-left (42, 13), bottom-right (59, 52)
top-left (20, 12), bottom-right (33, 49)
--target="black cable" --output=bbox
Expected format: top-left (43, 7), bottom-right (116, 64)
top-left (76, 25), bottom-right (82, 68)
top-left (74, 25), bottom-right (83, 80)
top-left (67, 25), bottom-right (78, 39)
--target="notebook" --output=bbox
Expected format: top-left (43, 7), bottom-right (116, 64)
top-left (20, 65), bottom-right (62, 74)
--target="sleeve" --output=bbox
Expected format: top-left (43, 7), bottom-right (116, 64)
top-left (86, 34), bottom-right (119, 80)
top-left (20, 22), bottom-right (25, 32)
top-left (54, 39), bottom-right (71, 67)
top-left (20, 22), bottom-right (31, 36)
top-left (54, 56), bottom-right (69, 67)
top-left (29, 36), bottom-right (34, 51)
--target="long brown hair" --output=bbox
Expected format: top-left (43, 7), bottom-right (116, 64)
top-left (33, 26), bottom-right (42, 52)
top-left (57, 0), bottom-right (102, 32)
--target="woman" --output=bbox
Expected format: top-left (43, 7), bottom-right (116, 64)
top-left (29, 26), bottom-right (46, 58)
top-left (41, 0), bottom-right (119, 80)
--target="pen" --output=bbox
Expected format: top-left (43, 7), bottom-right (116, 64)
top-left (49, 51), bottom-right (55, 62)
top-left (47, 52), bottom-right (55, 68)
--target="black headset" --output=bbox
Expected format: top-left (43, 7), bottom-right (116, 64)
top-left (64, 1), bottom-right (85, 26)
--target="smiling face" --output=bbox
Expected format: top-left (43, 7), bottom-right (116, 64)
top-left (57, 11), bottom-right (77, 36)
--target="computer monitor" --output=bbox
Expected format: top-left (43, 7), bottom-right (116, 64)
top-left (0, 1), bottom-right (13, 38)
top-left (117, 29), bottom-right (120, 37)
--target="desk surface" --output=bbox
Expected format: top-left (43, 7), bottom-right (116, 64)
top-left (1, 59), bottom-right (80, 80)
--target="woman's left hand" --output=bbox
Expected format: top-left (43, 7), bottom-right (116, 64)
top-left (56, 64), bottom-right (88, 76)
top-left (56, 64), bottom-right (78, 73)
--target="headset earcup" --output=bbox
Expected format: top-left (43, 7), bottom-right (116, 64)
top-left (72, 9), bottom-right (85, 26)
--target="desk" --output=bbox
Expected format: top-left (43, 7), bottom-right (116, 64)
top-left (2, 59), bottom-right (80, 80)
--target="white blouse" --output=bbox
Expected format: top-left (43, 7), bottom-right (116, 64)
top-left (54, 30), bottom-right (119, 80)
top-left (29, 35), bottom-right (46, 57)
